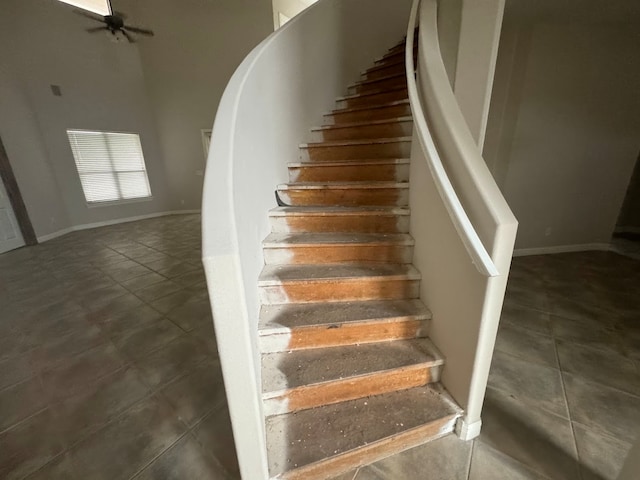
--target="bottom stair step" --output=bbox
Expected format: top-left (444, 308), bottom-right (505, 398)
top-left (266, 384), bottom-right (462, 480)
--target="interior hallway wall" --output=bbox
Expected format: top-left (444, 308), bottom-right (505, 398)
top-left (484, 15), bottom-right (640, 251)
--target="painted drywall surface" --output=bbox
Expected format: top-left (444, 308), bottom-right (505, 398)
top-left (272, 0), bottom-right (318, 29)
top-left (0, 67), bottom-right (71, 238)
top-left (203, 1), bottom-right (412, 476)
top-left (436, 0), bottom-right (462, 87)
top-left (133, 0), bottom-right (274, 212)
top-left (453, 0), bottom-right (505, 150)
top-left (0, 0), bottom-right (173, 232)
top-left (486, 21), bottom-right (640, 250)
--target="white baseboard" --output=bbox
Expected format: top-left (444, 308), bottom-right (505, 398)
top-left (513, 243), bottom-right (611, 257)
top-left (36, 210), bottom-right (201, 243)
top-left (614, 226), bottom-right (640, 235)
top-left (456, 418), bottom-right (482, 441)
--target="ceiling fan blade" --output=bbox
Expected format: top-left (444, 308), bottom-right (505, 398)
top-left (123, 25), bottom-right (154, 36)
top-left (73, 9), bottom-right (104, 22)
top-left (120, 29), bottom-right (136, 43)
top-left (86, 26), bottom-right (108, 33)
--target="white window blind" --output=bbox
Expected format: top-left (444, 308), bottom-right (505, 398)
top-left (67, 130), bottom-right (152, 204)
top-left (56, 0), bottom-right (111, 16)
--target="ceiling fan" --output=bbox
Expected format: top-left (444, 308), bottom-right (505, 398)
top-left (74, 0), bottom-right (154, 43)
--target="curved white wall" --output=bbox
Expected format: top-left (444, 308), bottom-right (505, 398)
top-left (202, 1), bottom-right (411, 477)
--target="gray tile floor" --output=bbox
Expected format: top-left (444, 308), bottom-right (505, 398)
top-left (341, 249), bottom-right (640, 480)
top-left (1, 215), bottom-right (638, 479)
top-left (0, 214), bottom-right (238, 480)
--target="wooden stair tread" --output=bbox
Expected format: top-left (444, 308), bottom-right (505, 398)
top-left (352, 72), bottom-right (405, 87)
top-left (258, 263), bottom-right (420, 286)
top-left (262, 338), bottom-right (443, 394)
top-left (263, 232), bottom-right (413, 248)
top-left (269, 206), bottom-right (410, 217)
top-left (327, 99), bottom-right (409, 115)
top-left (301, 137), bottom-right (411, 148)
top-left (363, 57), bottom-right (404, 74)
top-left (266, 384), bottom-right (461, 479)
top-left (288, 158), bottom-right (409, 168)
top-left (259, 299), bottom-right (430, 332)
top-left (277, 182), bottom-right (409, 190)
top-left (336, 86), bottom-right (408, 102)
top-left (311, 117), bottom-right (412, 131)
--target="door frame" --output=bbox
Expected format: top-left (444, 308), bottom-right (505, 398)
top-left (0, 135), bottom-right (37, 246)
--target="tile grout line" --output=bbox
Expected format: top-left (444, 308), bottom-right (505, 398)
top-left (552, 335), bottom-right (584, 480)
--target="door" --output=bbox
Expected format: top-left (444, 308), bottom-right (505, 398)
top-left (0, 177), bottom-right (24, 254)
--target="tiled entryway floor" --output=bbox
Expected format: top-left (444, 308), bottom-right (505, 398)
top-left (0, 214), bottom-right (238, 479)
top-left (1, 214), bottom-right (639, 479)
top-left (343, 249), bottom-right (640, 480)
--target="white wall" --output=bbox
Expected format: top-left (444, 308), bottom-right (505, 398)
top-left (133, 0), bottom-right (274, 211)
top-left (485, 18), bottom-right (640, 250)
top-left (0, 0), bottom-right (274, 238)
top-left (272, 0), bottom-right (318, 28)
top-left (0, 67), bottom-right (71, 239)
top-left (0, 0), bottom-right (173, 237)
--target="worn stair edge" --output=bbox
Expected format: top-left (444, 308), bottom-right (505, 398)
top-left (259, 317), bottom-right (429, 352)
top-left (263, 232), bottom-right (414, 248)
top-left (268, 206), bottom-right (411, 217)
top-left (266, 385), bottom-right (462, 480)
top-left (325, 100), bottom-right (410, 116)
top-left (264, 363), bottom-right (442, 416)
top-left (300, 136), bottom-right (412, 148)
top-left (259, 299), bottom-right (430, 333)
top-left (350, 72), bottom-right (406, 88)
top-left (258, 263), bottom-right (421, 287)
top-left (262, 339), bottom-right (445, 415)
top-left (336, 86), bottom-right (408, 102)
top-left (277, 182), bottom-right (409, 191)
top-left (311, 117), bottom-right (412, 132)
top-left (288, 159), bottom-right (410, 168)
top-left (258, 299), bottom-right (431, 352)
top-left (268, 207), bottom-right (411, 234)
top-left (274, 419), bottom-right (456, 480)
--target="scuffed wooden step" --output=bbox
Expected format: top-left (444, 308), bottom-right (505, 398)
top-left (262, 338), bottom-right (444, 415)
top-left (362, 59), bottom-right (405, 80)
top-left (276, 182), bottom-right (409, 207)
top-left (268, 206), bottom-right (411, 234)
top-left (258, 263), bottom-right (420, 304)
top-left (262, 232), bottom-right (414, 265)
top-left (336, 87), bottom-right (408, 109)
top-left (266, 384), bottom-right (461, 480)
top-left (288, 159), bottom-right (409, 183)
top-left (374, 46), bottom-right (416, 67)
top-left (325, 100), bottom-right (411, 124)
top-left (259, 299), bottom-right (431, 352)
top-left (300, 137), bottom-right (412, 161)
top-left (349, 72), bottom-right (407, 94)
top-left (310, 117), bottom-right (413, 141)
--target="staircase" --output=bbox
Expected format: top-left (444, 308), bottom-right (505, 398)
top-left (258, 35), bottom-right (462, 480)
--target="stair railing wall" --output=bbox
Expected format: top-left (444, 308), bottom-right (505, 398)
top-left (405, 0), bottom-right (518, 439)
top-left (202, 1), bottom-right (412, 477)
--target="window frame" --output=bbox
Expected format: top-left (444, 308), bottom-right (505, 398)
top-left (67, 128), bottom-right (154, 207)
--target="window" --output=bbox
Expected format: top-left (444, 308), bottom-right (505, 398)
top-left (67, 130), bottom-right (152, 204)
top-left (56, 0), bottom-right (111, 16)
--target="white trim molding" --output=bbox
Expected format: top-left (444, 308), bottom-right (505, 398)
top-left (456, 417), bottom-right (482, 441)
top-left (513, 243), bottom-right (611, 257)
top-left (36, 210), bottom-right (201, 243)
